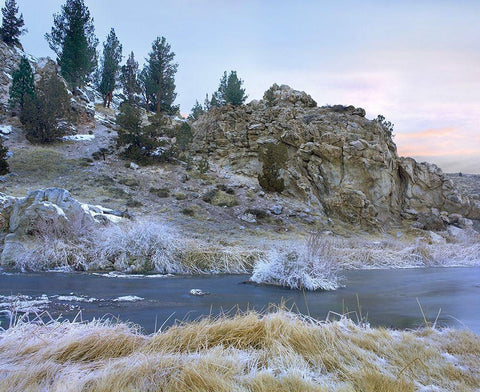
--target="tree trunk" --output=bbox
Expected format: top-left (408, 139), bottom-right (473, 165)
top-left (107, 91), bottom-right (113, 108)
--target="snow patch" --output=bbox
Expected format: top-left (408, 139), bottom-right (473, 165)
top-left (62, 134), bottom-right (95, 142)
top-left (55, 295), bottom-right (98, 303)
top-left (0, 125), bottom-right (12, 135)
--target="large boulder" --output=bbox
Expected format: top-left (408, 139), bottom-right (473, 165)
top-left (191, 84), bottom-right (480, 228)
top-left (0, 188), bottom-right (123, 268)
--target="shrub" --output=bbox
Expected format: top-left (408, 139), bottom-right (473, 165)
top-left (258, 142), bottom-right (287, 193)
top-left (197, 156), bottom-right (210, 174)
top-left (20, 74), bottom-right (70, 143)
top-left (0, 138), bottom-right (9, 175)
top-left (376, 114), bottom-right (394, 136)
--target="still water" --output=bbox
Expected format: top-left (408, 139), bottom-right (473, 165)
top-left (1, 267), bottom-right (479, 333)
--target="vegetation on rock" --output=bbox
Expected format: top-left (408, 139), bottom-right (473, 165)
top-left (45, 0), bottom-right (98, 89)
top-left (258, 142), bottom-right (287, 193)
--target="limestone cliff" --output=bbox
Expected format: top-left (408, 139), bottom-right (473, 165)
top-left (192, 84), bottom-right (479, 227)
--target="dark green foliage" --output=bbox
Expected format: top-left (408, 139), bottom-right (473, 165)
top-left (8, 56), bottom-right (35, 112)
top-left (20, 74), bottom-right (70, 143)
top-left (120, 51), bottom-right (141, 104)
top-left (98, 28), bottom-right (122, 108)
top-left (212, 71), bottom-right (247, 106)
top-left (45, 0), bottom-right (98, 89)
top-left (0, 0), bottom-right (24, 46)
top-left (175, 122), bottom-right (193, 152)
top-left (141, 37), bottom-right (178, 114)
top-left (116, 104), bottom-right (176, 165)
top-left (0, 138), bottom-right (10, 175)
top-left (188, 100), bottom-right (205, 121)
top-left (258, 143), bottom-right (287, 193)
top-left (376, 114), bottom-right (394, 136)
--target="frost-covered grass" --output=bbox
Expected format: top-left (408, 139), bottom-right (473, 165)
top-left (0, 309), bottom-right (479, 391)
top-left (250, 230), bottom-right (480, 290)
top-left (8, 220), bottom-right (256, 275)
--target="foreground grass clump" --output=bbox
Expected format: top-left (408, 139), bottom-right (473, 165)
top-left (0, 310), bottom-right (479, 391)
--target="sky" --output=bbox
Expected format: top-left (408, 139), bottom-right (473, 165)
top-left (4, 0), bottom-right (480, 172)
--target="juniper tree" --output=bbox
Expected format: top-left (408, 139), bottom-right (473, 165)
top-left (0, 0), bottom-right (25, 46)
top-left (21, 74), bottom-right (70, 143)
top-left (120, 51), bottom-right (141, 105)
top-left (98, 28), bottom-right (122, 108)
top-left (141, 37), bottom-right (178, 114)
top-left (8, 56), bottom-right (35, 113)
top-left (45, 0), bottom-right (98, 90)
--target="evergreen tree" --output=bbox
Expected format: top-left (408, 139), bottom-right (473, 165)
top-left (258, 143), bottom-right (287, 193)
top-left (21, 74), bottom-right (70, 143)
top-left (212, 71), bottom-right (247, 106)
top-left (0, 138), bottom-right (9, 175)
top-left (8, 56), bottom-right (35, 112)
top-left (224, 71), bottom-right (247, 105)
top-left (98, 28), bottom-right (122, 108)
top-left (0, 0), bottom-right (24, 46)
top-left (120, 51), bottom-right (141, 105)
top-left (45, 0), bottom-right (98, 90)
top-left (141, 37), bottom-right (178, 114)
top-left (188, 100), bottom-right (205, 121)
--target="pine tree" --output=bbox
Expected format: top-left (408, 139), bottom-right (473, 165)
top-left (98, 28), bottom-right (122, 108)
top-left (188, 100), bottom-right (205, 121)
top-left (45, 0), bottom-right (98, 90)
top-left (212, 71), bottom-right (247, 106)
top-left (224, 71), bottom-right (247, 105)
top-left (8, 56), bottom-right (35, 112)
top-left (120, 51), bottom-right (141, 105)
top-left (21, 74), bottom-right (70, 143)
top-left (0, 0), bottom-right (25, 46)
top-left (141, 37), bottom-right (178, 114)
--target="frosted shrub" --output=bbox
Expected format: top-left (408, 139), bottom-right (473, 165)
top-left (95, 221), bottom-right (184, 273)
top-left (251, 234), bottom-right (341, 291)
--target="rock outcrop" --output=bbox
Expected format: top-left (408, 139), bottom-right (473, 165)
top-left (192, 84), bottom-right (479, 228)
top-left (0, 188), bottom-right (124, 268)
top-left (0, 41), bottom-right (94, 119)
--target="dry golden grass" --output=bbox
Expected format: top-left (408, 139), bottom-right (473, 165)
top-left (0, 309), bottom-right (479, 391)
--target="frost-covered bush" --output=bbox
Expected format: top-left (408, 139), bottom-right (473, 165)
top-left (251, 234), bottom-right (341, 291)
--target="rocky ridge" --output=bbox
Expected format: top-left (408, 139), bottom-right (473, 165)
top-left (192, 84), bottom-right (479, 229)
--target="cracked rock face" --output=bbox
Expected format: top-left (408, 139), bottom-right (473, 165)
top-left (192, 84), bottom-right (479, 227)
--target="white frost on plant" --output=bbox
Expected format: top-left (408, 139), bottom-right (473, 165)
top-left (250, 235), bottom-right (342, 291)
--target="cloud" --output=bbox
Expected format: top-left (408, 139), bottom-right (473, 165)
top-left (396, 127), bottom-right (480, 157)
